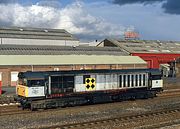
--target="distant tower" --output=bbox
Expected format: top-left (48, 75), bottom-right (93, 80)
top-left (124, 30), bottom-right (140, 40)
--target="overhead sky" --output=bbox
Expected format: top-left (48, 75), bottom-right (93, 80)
top-left (0, 0), bottom-right (180, 41)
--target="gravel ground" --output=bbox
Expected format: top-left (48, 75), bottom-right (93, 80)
top-left (0, 96), bottom-right (15, 104)
top-left (0, 95), bottom-right (180, 129)
top-left (164, 77), bottom-right (180, 90)
top-left (1, 86), bottom-right (16, 96)
top-left (0, 87), bottom-right (16, 104)
top-left (0, 76), bottom-right (179, 128)
top-left (161, 124), bottom-right (180, 129)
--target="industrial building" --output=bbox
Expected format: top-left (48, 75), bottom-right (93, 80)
top-left (98, 39), bottom-right (180, 77)
top-left (0, 44), bottom-right (147, 86)
top-left (0, 27), bottom-right (79, 46)
top-left (0, 27), bottom-right (149, 87)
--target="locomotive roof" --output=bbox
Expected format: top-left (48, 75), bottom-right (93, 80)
top-left (18, 69), bottom-right (161, 79)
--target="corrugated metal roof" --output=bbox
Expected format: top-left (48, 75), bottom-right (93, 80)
top-left (0, 27), bottom-right (78, 41)
top-left (0, 55), bottom-right (146, 65)
top-left (0, 44), bottom-right (127, 55)
top-left (103, 39), bottom-right (180, 54)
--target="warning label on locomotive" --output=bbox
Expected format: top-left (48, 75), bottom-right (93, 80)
top-left (85, 78), bottom-right (96, 90)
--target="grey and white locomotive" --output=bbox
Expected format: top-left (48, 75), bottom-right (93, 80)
top-left (16, 69), bottom-right (163, 110)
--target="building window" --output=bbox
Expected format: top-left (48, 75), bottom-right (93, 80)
top-left (11, 71), bottom-right (19, 86)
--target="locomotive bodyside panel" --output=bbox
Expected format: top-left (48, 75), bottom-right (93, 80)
top-left (17, 85), bottom-right (45, 97)
top-left (75, 74), bottom-right (119, 92)
top-left (74, 72), bottom-right (150, 93)
top-left (104, 74), bottom-right (118, 90)
top-left (112, 74), bottom-right (118, 89)
top-left (105, 74), bottom-right (111, 90)
top-left (152, 80), bottom-right (163, 88)
top-left (75, 76), bottom-right (85, 92)
top-left (27, 86), bottom-right (45, 97)
top-left (96, 74), bottom-right (106, 91)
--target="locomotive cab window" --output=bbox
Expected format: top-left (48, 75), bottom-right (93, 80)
top-left (18, 78), bottom-right (23, 85)
top-left (28, 79), bottom-right (45, 87)
top-left (18, 78), bottom-right (27, 86)
top-left (150, 75), bottom-right (161, 80)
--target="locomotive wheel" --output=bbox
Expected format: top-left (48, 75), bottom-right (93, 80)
top-left (30, 103), bottom-right (37, 111)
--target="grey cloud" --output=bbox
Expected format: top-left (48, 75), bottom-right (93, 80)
top-left (37, 0), bottom-right (61, 8)
top-left (162, 0), bottom-right (180, 14)
top-left (0, 2), bottom-right (126, 41)
top-left (0, 0), bottom-right (18, 4)
top-left (112, 0), bottom-right (164, 5)
top-left (112, 0), bottom-right (180, 14)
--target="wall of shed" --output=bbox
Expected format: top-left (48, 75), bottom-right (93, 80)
top-left (1, 38), bottom-right (79, 46)
top-left (0, 64), bottom-right (147, 86)
top-left (132, 53), bottom-right (180, 69)
top-left (97, 40), bottom-right (117, 47)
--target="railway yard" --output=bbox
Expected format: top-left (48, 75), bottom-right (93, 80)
top-left (0, 28), bottom-right (179, 129)
top-left (0, 82), bottom-right (179, 129)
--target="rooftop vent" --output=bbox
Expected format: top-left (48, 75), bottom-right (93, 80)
top-left (148, 50), bottom-right (159, 52)
top-left (44, 30), bottom-right (48, 33)
top-left (161, 50), bottom-right (171, 53)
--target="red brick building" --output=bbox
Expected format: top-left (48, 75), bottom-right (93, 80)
top-left (0, 44), bottom-right (147, 86)
top-left (0, 27), bottom-right (147, 87)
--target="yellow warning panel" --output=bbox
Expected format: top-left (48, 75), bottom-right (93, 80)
top-left (85, 78), bottom-right (96, 91)
top-left (17, 85), bottom-right (26, 97)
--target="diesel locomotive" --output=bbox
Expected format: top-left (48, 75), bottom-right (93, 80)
top-left (15, 69), bottom-right (163, 110)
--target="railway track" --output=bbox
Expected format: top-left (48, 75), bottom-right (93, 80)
top-left (39, 108), bottom-right (180, 129)
top-left (0, 105), bottom-right (31, 116)
top-left (158, 89), bottom-right (180, 97)
top-left (0, 89), bottom-right (180, 117)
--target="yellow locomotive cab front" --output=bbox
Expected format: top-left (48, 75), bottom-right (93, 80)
top-left (17, 85), bottom-right (28, 97)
